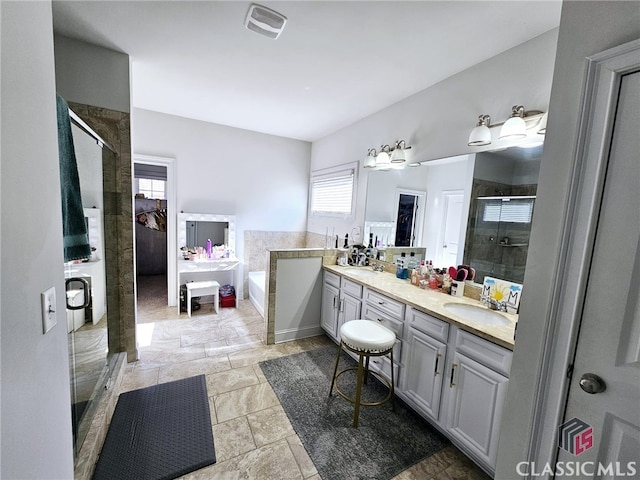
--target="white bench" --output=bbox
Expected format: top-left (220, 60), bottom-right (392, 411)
top-left (186, 280), bottom-right (220, 317)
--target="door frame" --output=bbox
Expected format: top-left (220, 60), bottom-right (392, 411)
top-left (393, 188), bottom-right (425, 247)
top-left (133, 154), bottom-right (178, 307)
top-left (526, 40), bottom-right (640, 473)
top-left (436, 189), bottom-right (465, 266)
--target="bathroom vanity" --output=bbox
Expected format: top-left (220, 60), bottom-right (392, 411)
top-left (321, 265), bottom-right (516, 476)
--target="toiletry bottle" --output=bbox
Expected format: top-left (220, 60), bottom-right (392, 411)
top-left (396, 253), bottom-right (406, 279)
top-left (206, 239), bottom-right (212, 258)
top-left (343, 233), bottom-right (349, 249)
top-left (408, 252), bottom-right (417, 271)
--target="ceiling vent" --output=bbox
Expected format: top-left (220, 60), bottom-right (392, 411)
top-left (244, 4), bottom-right (287, 40)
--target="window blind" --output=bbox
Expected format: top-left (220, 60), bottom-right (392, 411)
top-left (482, 198), bottom-right (534, 223)
top-left (310, 168), bottom-right (354, 216)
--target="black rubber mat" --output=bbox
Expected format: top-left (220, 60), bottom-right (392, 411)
top-left (93, 375), bottom-right (216, 480)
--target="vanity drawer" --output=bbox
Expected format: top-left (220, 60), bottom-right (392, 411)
top-left (341, 278), bottom-right (363, 298)
top-left (455, 328), bottom-right (513, 376)
top-left (407, 308), bottom-right (449, 343)
top-left (324, 270), bottom-right (340, 288)
top-left (364, 288), bottom-right (405, 320)
top-left (362, 303), bottom-right (404, 346)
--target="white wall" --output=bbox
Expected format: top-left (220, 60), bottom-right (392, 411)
top-left (365, 166), bottom-right (430, 224)
top-left (423, 156), bottom-right (475, 264)
top-left (1, 2), bottom-right (74, 478)
top-left (54, 34), bottom-right (131, 113)
top-left (496, 2), bottom-right (640, 477)
top-left (132, 108), bottom-right (311, 263)
top-left (308, 29), bottom-right (559, 241)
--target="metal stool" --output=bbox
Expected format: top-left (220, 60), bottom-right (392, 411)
top-left (329, 319), bottom-right (396, 427)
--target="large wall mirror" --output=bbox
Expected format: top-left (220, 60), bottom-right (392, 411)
top-left (177, 212), bottom-right (236, 258)
top-left (363, 142), bottom-right (542, 285)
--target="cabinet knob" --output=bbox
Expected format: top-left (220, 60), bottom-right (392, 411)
top-left (434, 353), bottom-right (442, 376)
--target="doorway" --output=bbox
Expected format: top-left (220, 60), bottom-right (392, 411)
top-left (133, 155), bottom-right (177, 314)
top-left (436, 190), bottom-right (465, 267)
top-left (394, 189), bottom-right (425, 247)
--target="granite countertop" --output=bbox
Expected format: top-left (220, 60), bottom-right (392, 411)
top-left (324, 264), bottom-right (517, 350)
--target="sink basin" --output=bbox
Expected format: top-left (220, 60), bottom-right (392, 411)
top-left (342, 268), bottom-right (378, 277)
top-left (443, 303), bottom-right (511, 326)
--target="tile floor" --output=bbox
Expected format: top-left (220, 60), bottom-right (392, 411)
top-left (124, 275), bottom-right (491, 480)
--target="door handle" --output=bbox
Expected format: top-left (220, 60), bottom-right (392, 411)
top-left (434, 353), bottom-right (442, 376)
top-left (579, 373), bottom-right (606, 394)
top-left (65, 277), bottom-right (90, 310)
top-left (449, 363), bottom-right (458, 387)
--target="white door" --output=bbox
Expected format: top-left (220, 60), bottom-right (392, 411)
top-left (557, 70), bottom-right (640, 471)
top-left (437, 191), bottom-right (464, 267)
top-left (337, 292), bottom-right (362, 341)
top-left (320, 282), bottom-right (339, 338)
top-left (445, 350), bottom-right (509, 469)
top-left (403, 327), bottom-right (447, 421)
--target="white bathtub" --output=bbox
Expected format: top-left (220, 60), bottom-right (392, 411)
top-left (248, 271), bottom-right (266, 318)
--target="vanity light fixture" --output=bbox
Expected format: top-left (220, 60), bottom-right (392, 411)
top-left (537, 112), bottom-right (548, 135)
top-left (468, 106), bottom-right (546, 147)
top-left (363, 140), bottom-right (413, 169)
top-left (363, 148), bottom-right (378, 169)
top-left (376, 145), bottom-right (392, 169)
top-left (499, 105), bottom-right (528, 139)
top-left (468, 115), bottom-right (492, 146)
top-left (390, 140), bottom-right (412, 164)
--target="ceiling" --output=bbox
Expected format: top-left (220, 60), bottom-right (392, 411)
top-left (52, 1), bottom-right (562, 142)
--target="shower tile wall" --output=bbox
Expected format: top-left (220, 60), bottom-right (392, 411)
top-left (464, 179), bottom-right (537, 284)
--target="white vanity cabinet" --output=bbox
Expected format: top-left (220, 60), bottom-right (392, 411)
top-left (320, 271), bottom-right (362, 342)
top-left (361, 288), bottom-right (405, 384)
top-left (320, 271), bottom-right (341, 339)
top-left (440, 328), bottom-right (512, 471)
top-left (320, 268), bottom-right (514, 476)
top-left (401, 309), bottom-right (449, 421)
top-left (338, 279), bottom-right (363, 341)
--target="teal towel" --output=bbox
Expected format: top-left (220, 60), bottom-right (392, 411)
top-left (56, 94), bottom-right (91, 262)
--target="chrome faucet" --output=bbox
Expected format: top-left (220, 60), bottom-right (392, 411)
top-left (481, 295), bottom-right (507, 311)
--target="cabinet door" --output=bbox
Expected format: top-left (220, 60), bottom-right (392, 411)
top-left (444, 350), bottom-right (508, 470)
top-left (337, 292), bottom-right (362, 340)
top-left (403, 327), bottom-right (447, 421)
top-left (321, 282), bottom-right (340, 339)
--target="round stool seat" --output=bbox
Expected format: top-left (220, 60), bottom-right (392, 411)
top-left (340, 320), bottom-right (395, 352)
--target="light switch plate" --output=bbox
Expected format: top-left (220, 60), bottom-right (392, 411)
top-left (41, 287), bottom-right (57, 334)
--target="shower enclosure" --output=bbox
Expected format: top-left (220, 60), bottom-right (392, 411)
top-left (66, 114), bottom-right (119, 459)
top-left (464, 195), bottom-right (536, 284)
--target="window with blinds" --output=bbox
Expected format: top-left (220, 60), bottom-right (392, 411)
top-left (310, 163), bottom-right (357, 217)
top-left (137, 178), bottom-right (166, 200)
top-left (481, 197), bottom-right (535, 223)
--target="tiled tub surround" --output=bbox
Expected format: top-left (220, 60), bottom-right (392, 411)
top-left (323, 264), bottom-right (517, 349)
top-left (244, 231), bottom-right (324, 300)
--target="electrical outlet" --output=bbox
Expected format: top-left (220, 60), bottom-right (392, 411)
top-left (41, 287), bottom-right (57, 334)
